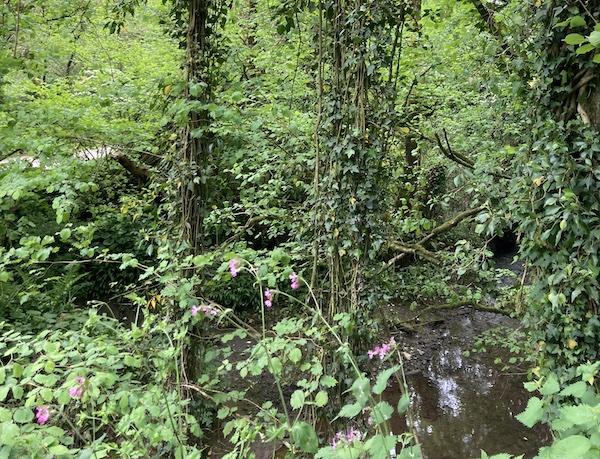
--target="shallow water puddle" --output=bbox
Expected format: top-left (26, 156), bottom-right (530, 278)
top-left (389, 313), bottom-right (551, 459)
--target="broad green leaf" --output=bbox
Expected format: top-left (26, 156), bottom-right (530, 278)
top-left (548, 435), bottom-right (591, 458)
top-left (350, 376), bottom-right (370, 405)
top-left (560, 405), bottom-right (597, 425)
top-left (576, 43), bottom-right (596, 55)
top-left (13, 408), bottom-right (33, 424)
top-left (589, 31), bottom-right (600, 47)
top-left (290, 390), bottom-right (305, 410)
top-left (288, 348), bottom-right (302, 363)
top-left (540, 374), bottom-right (560, 396)
top-left (49, 445), bottom-right (71, 456)
top-left (397, 392), bottom-right (410, 414)
top-left (291, 422), bottom-right (318, 453)
top-left (570, 16), bottom-right (587, 28)
top-left (516, 397), bottom-right (544, 428)
top-left (564, 33), bottom-right (586, 45)
top-left (320, 375), bottom-right (337, 388)
top-left (593, 54), bottom-right (600, 64)
top-left (559, 381), bottom-right (587, 398)
top-left (365, 434), bottom-right (397, 459)
top-left (336, 402), bottom-right (362, 419)
top-left (372, 365), bottom-right (400, 395)
top-left (371, 401), bottom-right (393, 424)
top-left (314, 390), bottom-right (328, 407)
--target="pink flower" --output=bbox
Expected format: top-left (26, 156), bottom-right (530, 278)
top-left (35, 406), bottom-right (50, 425)
top-left (290, 272), bottom-right (300, 290)
top-left (331, 427), bottom-right (364, 449)
top-left (368, 337), bottom-right (396, 360)
top-left (68, 376), bottom-right (86, 398)
top-left (192, 305), bottom-right (219, 317)
top-left (228, 259), bottom-right (238, 277)
top-left (68, 385), bottom-right (83, 398)
top-left (264, 289), bottom-right (273, 309)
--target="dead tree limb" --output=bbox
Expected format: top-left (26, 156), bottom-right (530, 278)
top-left (435, 130), bottom-right (511, 180)
top-left (383, 205), bottom-right (486, 271)
top-left (113, 154), bottom-right (150, 184)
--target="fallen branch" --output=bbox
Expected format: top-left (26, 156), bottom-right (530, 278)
top-left (435, 130), bottom-right (511, 180)
top-left (388, 241), bottom-right (441, 264)
top-left (113, 154), bottom-right (150, 183)
top-left (383, 206), bottom-right (486, 271)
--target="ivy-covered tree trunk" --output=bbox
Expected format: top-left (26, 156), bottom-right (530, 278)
top-left (513, 1), bottom-right (600, 372)
top-left (315, 0), bottom-right (401, 318)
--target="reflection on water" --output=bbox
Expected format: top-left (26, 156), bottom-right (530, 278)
top-left (389, 314), bottom-right (551, 459)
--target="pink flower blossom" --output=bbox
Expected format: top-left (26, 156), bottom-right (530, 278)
top-left (35, 406), bottom-right (50, 425)
top-left (264, 289), bottom-right (273, 309)
top-left (192, 304), bottom-right (219, 317)
top-left (228, 259), bottom-right (238, 277)
top-left (331, 427), bottom-right (365, 449)
top-left (368, 337), bottom-right (396, 360)
top-left (290, 272), bottom-right (300, 290)
top-left (68, 376), bottom-right (86, 398)
top-left (68, 385), bottom-right (83, 398)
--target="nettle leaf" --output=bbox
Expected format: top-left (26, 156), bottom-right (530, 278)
top-left (397, 392), bottom-right (410, 414)
top-left (291, 422), bottom-right (318, 453)
top-left (320, 375), bottom-right (337, 388)
top-left (350, 376), bottom-right (370, 405)
top-left (372, 365), bottom-right (400, 395)
top-left (364, 434), bottom-right (397, 459)
top-left (559, 381), bottom-right (587, 398)
top-left (371, 401), bottom-right (393, 424)
top-left (314, 391), bottom-right (328, 407)
top-left (564, 33), bottom-right (586, 45)
top-left (290, 390), bottom-right (305, 410)
top-left (288, 348), bottom-right (302, 363)
top-left (539, 374), bottom-right (560, 396)
top-left (336, 402), bottom-right (362, 419)
top-left (516, 397), bottom-right (544, 428)
top-left (547, 435), bottom-right (591, 458)
top-left (560, 405), bottom-right (597, 426)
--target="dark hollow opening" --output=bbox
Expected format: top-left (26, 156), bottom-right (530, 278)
top-left (489, 229), bottom-right (518, 258)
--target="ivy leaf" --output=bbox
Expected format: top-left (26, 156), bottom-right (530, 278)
top-left (291, 422), bottom-right (318, 453)
top-left (593, 54), bottom-right (600, 64)
top-left (564, 34), bottom-right (586, 45)
top-left (516, 397), bottom-right (544, 428)
top-left (372, 365), bottom-right (400, 395)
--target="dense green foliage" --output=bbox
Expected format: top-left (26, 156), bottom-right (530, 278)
top-left (0, 0), bottom-right (599, 458)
